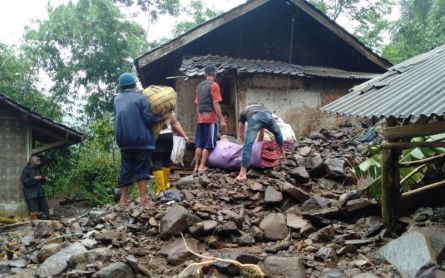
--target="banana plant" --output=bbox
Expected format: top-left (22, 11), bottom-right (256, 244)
top-left (353, 134), bottom-right (445, 200)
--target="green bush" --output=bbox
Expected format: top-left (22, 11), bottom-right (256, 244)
top-left (42, 114), bottom-right (121, 205)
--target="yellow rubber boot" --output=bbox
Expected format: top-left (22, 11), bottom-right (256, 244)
top-left (153, 170), bottom-right (165, 195)
top-left (162, 167), bottom-right (171, 189)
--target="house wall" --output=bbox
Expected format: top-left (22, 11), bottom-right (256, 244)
top-left (0, 104), bottom-right (29, 216)
top-left (175, 78), bottom-right (201, 139)
top-left (238, 75), bottom-right (358, 136)
top-left (175, 75), bottom-right (360, 138)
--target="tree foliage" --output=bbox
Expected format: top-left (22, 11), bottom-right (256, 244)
top-left (173, 0), bottom-right (221, 37)
top-left (113, 0), bottom-right (180, 21)
top-left (308, 0), bottom-right (395, 52)
top-left (0, 43), bottom-right (62, 120)
top-left (382, 0), bottom-right (445, 64)
top-left (24, 0), bottom-right (148, 120)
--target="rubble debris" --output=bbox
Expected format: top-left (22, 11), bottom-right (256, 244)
top-left (290, 166), bottom-right (310, 183)
top-left (262, 256), bottom-right (306, 277)
top-left (264, 185), bottom-right (283, 204)
top-left (281, 182), bottom-right (311, 203)
top-left (160, 238), bottom-right (199, 265)
top-left (37, 242), bottom-right (87, 277)
top-left (325, 158), bottom-right (346, 180)
top-left (37, 243), bottom-right (62, 263)
top-left (3, 125), bottom-right (443, 277)
top-left (92, 262), bottom-right (133, 278)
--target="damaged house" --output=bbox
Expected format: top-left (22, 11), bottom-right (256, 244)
top-left (135, 0), bottom-right (391, 137)
top-left (0, 93), bottom-right (84, 216)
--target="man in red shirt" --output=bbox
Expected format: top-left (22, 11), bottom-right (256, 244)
top-left (194, 65), bottom-right (227, 172)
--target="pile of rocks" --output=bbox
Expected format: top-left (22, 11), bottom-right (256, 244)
top-left (1, 125), bottom-right (444, 277)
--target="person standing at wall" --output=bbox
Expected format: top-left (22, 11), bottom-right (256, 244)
top-left (236, 103), bottom-right (284, 181)
top-left (114, 72), bottom-right (170, 207)
top-left (193, 66), bottom-right (227, 173)
top-left (21, 155), bottom-right (50, 220)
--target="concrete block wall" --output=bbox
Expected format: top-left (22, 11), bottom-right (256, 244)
top-left (0, 114), bottom-right (29, 216)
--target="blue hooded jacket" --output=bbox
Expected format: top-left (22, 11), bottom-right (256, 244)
top-left (114, 89), bottom-right (159, 150)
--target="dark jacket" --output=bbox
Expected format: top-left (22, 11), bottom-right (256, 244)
top-left (114, 89), bottom-right (160, 150)
top-left (21, 164), bottom-right (46, 200)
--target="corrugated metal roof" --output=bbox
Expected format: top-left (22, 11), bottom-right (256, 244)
top-left (179, 55), bottom-right (378, 80)
top-left (321, 44), bottom-right (445, 119)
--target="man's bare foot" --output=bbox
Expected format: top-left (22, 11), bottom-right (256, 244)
top-left (198, 166), bottom-right (208, 172)
top-left (236, 174), bottom-right (247, 181)
top-left (140, 198), bottom-right (156, 207)
top-left (119, 200), bottom-right (128, 207)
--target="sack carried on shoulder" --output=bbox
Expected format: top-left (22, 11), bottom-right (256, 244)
top-left (142, 85), bottom-right (177, 116)
top-left (142, 85), bottom-right (177, 137)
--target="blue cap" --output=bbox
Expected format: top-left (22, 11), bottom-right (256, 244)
top-left (118, 72), bottom-right (136, 88)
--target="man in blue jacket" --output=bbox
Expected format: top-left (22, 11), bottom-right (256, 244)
top-left (114, 72), bottom-right (169, 207)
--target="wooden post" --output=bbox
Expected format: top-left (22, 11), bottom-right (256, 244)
top-left (381, 117), bottom-right (401, 232)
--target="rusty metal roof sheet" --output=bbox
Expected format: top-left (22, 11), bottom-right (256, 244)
top-left (321, 44), bottom-right (445, 119)
top-left (180, 55), bottom-right (378, 80)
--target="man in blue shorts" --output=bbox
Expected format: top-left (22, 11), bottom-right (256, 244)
top-left (193, 66), bottom-right (227, 172)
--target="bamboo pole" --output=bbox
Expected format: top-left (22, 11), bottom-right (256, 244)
top-left (400, 153), bottom-right (445, 167)
top-left (400, 164), bottom-right (427, 184)
top-left (401, 179), bottom-right (445, 200)
top-left (381, 117), bottom-right (400, 232)
top-left (382, 141), bottom-right (445, 149)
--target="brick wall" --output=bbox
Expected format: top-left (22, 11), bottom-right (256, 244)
top-left (0, 104), bottom-right (29, 216)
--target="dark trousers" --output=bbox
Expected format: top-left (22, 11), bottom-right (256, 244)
top-left (26, 197), bottom-right (50, 218)
top-left (153, 133), bottom-right (173, 171)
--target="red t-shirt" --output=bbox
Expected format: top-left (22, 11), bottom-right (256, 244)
top-left (195, 81), bottom-right (222, 124)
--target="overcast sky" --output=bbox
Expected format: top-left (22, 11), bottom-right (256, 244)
top-left (0, 0), bottom-right (246, 46)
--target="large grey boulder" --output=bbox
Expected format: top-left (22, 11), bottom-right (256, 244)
top-left (260, 213), bottom-right (289, 240)
top-left (379, 231), bottom-right (437, 277)
top-left (281, 182), bottom-right (310, 203)
top-left (37, 242), bottom-right (87, 277)
top-left (176, 175), bottom-right (195, 188)
top-left (290, 167), bottom-right (310, 183)
top-left (264, 186), bottom-right (283, 204)
top-left (325, 158), bottom-right (346, 180)
top-left (286, 213), bottom-right (309, 231)
top-left (159, 204), bottom-right (189, 240)
top-left (411, 226), bottom-right (445, 264)
top-left (308, 155), bottom-right (326, 178)
top-left (262, 256), bottom-right (306, 278)
top-left (37, 243), bottom-right (62, 263)
top-left (93, 262), bottom-right (134, 278)
top-left (68, 248), bottom-right (111, 270)
top-left (160, 238), bottom-right (199, 266)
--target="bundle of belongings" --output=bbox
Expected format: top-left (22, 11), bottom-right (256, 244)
top-left (263, 114), bottom-right (296, 148)
top-left (207, 136), bottom-right (281, 170)
top-left (142, 85), bottom-right (176, 137)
